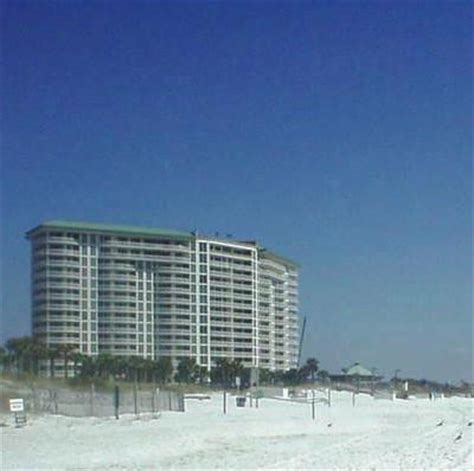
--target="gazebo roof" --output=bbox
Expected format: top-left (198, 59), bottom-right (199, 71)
top-left (344, 363), bottom-right (374, 377)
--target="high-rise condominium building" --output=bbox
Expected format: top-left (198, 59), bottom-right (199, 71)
top-left (27, 221), bottom-right (299, 375)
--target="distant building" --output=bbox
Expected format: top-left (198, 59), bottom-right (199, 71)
top-left (330, 362), bottom-right (382, 384)
top-left (27, 221), bottom-right (300, 376)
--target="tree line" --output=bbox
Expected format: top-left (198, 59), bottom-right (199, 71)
top-left (0, 335), bottom-right (326, 387)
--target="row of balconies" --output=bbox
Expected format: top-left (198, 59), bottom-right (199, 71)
top-left (34, 301), bottom-right (81, 309)
top-left (156, 320), bottom-right (194, 329)
top-left (208, 247), bottom-right (254, 258)
top-left (47, 332), bottom-right (80, 339)
top-left (33, 314), bottom-right (83, 323)
top-left (208, 269), bottom-right (253, 279)
top-left (213, 286), bottom-right (254, 296)
top-left (34, 282), bottom-right (83, 292)
top-left (35, 260), bottom-right (80, 269)
top-left (209, 278), bottom-right (253, 288)
top-left (38, 235), bottom-right (78, 245)
top-left (33, 268), bottom-right (81, 278)
top-left (99, 253), bottom-right (190, 264)
top-left (101, 247), bottom-right (189, 258)
top-left (97, 271), bottom-right (136, 279)
top-left (100, 239), bottom-right (190, 252)
top-left (207, 261), bottom-right (254, 272)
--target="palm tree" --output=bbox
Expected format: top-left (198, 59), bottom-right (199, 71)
top-left (154, 357), bottom-right (173, 384)
top-left (29, 338), bottom-right (48, 376)
top-left (304, 357), bottom-right (319, 382)
top-left (195, 365), bottom-right (209, 384)
top-left (113, 356), bottom-right (129, 380)
top-left (142, 359), bottom-right (156, 383)
top-left (46, 346), bottom-right (60, 378)
top-left (96, 354), bottom-right (116, 380)
top-left (0, 345), bottom-right (7, 374)
top-left (316, 369), bottom-right (330, 382)
top-left (128, 356), bottom-right (148, 383)
top-left (5, 337), bottom-right (30, 375)
top-left (258, 368), bottom-right (272, 385)
top-left (229, 359), bottom-right (244, 387)
top-left (211, 358), bottom-right (230, 386)
top-left (175, 357), bottom-right (198, 383)
top-left (78, 354), bottom-right (96, 379)
top-left (70, 352), bottom-right (88, 377)
top-left (57, 344), bottom-right (76, 379)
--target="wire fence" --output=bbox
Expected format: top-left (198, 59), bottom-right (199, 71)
top-left (1, 383), bottom-right (185, 418)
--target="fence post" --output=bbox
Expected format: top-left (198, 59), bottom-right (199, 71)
top-left (133, 380), bottom-right (138, 417)
top-left (114, 385), bottom-right (120, 420)
top-left (90, 383), bottom-right (95, 416)
top-left (352, 392), bottom-right (356, 407)
top-left (223, 391), bottom-right (227, 414)
top-left (53, 390), bottom-right (58, 415)
top-left (311, 392), bottom-right (316, 421)
top-left (156, 387), bottom-right (160, 414)
top-left (168, 391), bottom-right (172, 411)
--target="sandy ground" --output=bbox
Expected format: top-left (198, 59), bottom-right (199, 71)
top-left (1, 391), bottom-right (472, 470)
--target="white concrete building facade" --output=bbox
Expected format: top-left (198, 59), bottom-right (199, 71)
top-left (28, 221), bottom-right (299, 373)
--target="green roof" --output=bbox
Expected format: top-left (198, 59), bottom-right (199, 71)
top-left (26, 221), bottom-right (299, 268)
top-left (345, 363), bottom-right (374, 377)
top-left (26, 220), bottom-right (193, 240)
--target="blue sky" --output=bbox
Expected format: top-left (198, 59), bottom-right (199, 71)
top-left (1, 1), bottom-right (471, 382)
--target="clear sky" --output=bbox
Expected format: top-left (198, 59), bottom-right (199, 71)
top-left (1, 1), bottom-right (471, 383)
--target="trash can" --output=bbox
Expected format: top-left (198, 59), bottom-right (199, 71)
top-left (236, 396), bottom-right (246, 407)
